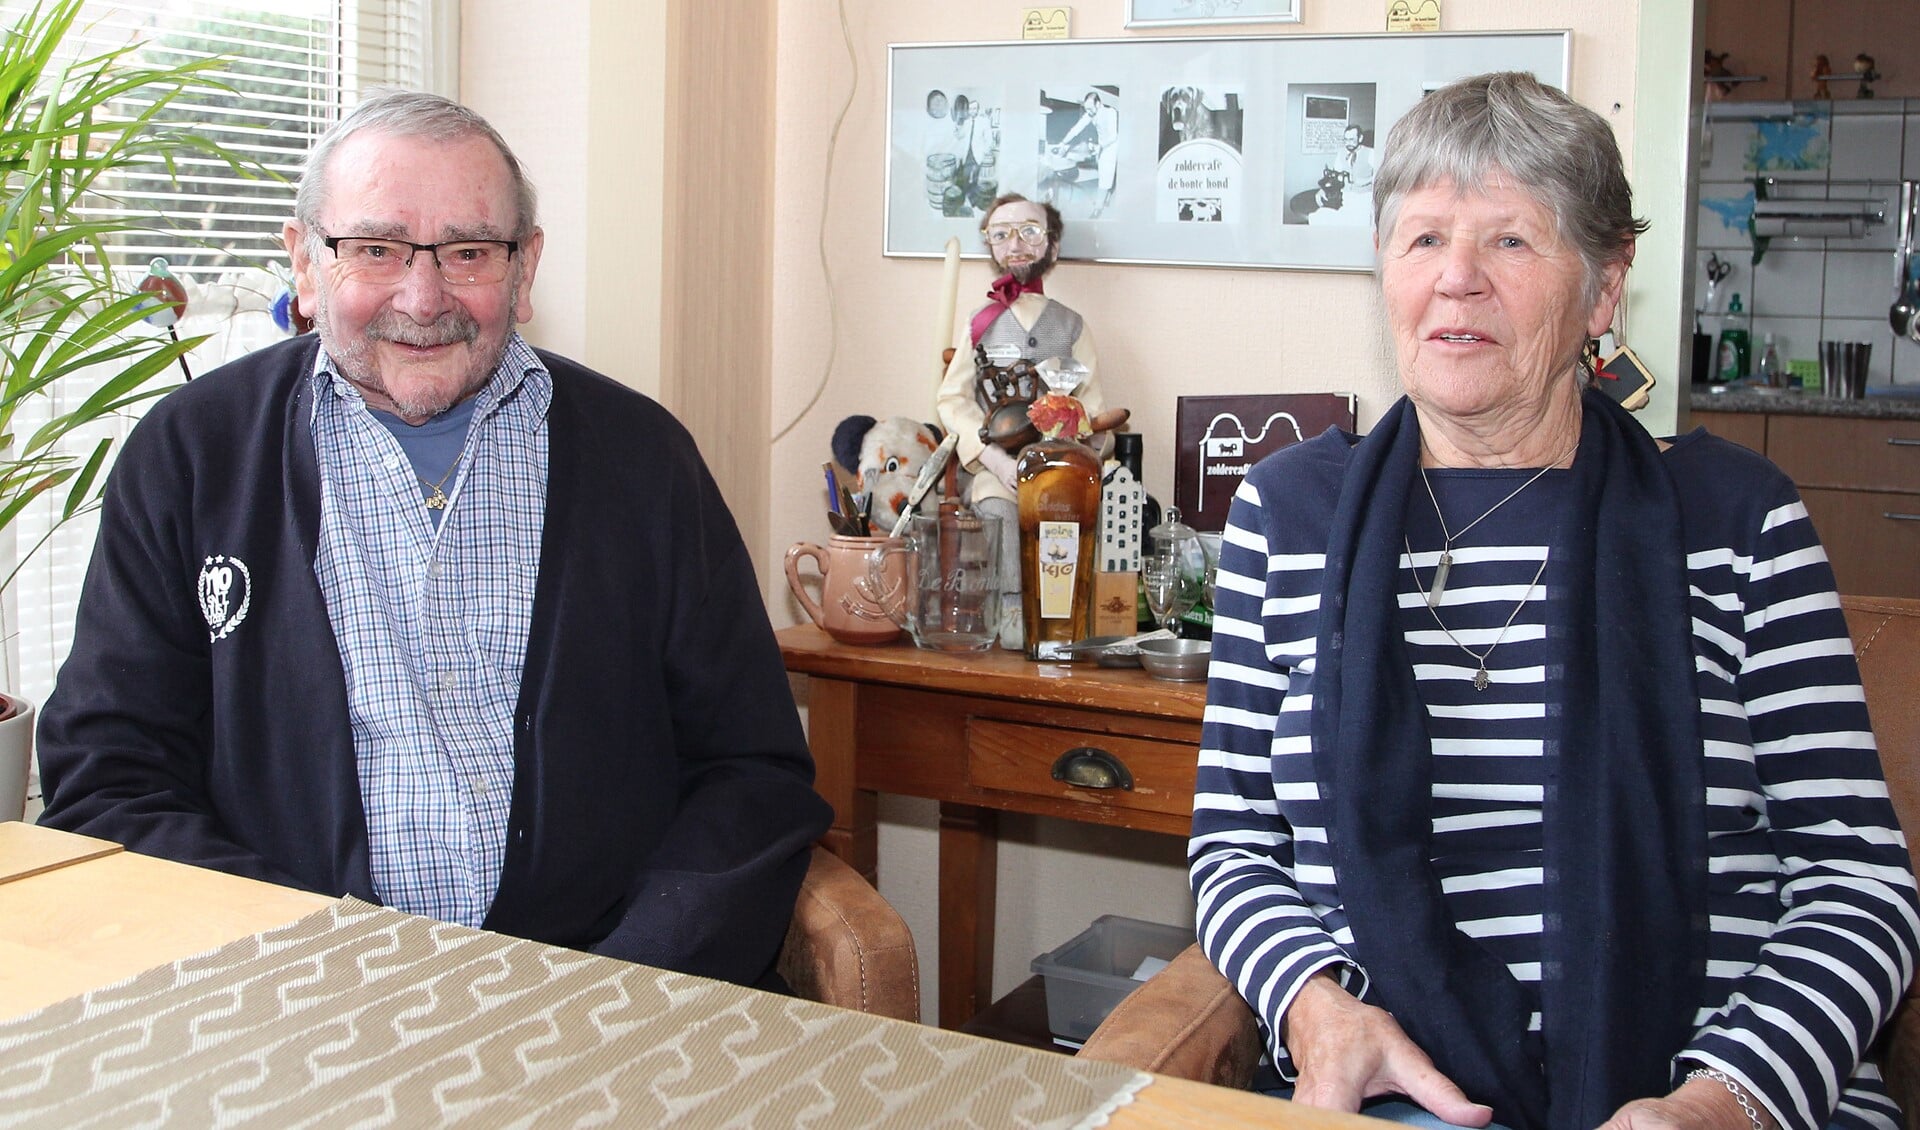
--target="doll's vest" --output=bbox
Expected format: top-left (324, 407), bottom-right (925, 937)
top-left (976, 300), bottom-right (1083, 368)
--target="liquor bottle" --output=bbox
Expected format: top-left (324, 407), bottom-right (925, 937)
top-left (1018, 395), bottom-right (1102, 660)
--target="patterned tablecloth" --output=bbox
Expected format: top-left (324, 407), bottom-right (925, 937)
top-left (0, 897), bottom-right (1148, 1128)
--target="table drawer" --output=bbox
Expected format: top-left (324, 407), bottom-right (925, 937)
top-left (1767, 416), bottom-right (1920, 494)
top-left (966, 718), bottom-right (1198, 819)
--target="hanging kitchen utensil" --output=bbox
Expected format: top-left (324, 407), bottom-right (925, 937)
top-left (1891, 183), bottom-right (1918, 337)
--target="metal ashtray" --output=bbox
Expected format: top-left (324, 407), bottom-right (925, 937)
top-left (1136, 638), bottom-right (1211, 682)
top-left (1057, 635), bottom-right (1143, 667)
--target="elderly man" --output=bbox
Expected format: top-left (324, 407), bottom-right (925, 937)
top-left (936, 192), bottom-right (1105, 648)
top-left (37, 91), bottom-right (831, 990)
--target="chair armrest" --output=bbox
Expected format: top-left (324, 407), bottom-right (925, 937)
top-left (777, 845), bottom-right (920, 1021)
top-left (1882, 992), bottom-right (1920, 1130)
top-left (1077, 942), bottom-right (1264, 1089)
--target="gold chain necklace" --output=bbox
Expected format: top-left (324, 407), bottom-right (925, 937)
top-left (1415, 437), bottom-right (1577, 607)
top-left (419, 451), bottom-right (463, 511)
top-left (1405, 538), bottom-right (1551, 691)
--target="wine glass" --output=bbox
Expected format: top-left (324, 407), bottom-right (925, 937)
top-left (1143, 557), bottom-right (1198, 637)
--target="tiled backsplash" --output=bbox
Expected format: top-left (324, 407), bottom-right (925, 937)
top-left (1695, 99), bottom-right (1917, 387)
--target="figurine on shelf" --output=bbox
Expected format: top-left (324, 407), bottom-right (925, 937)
top-left (1810, 55), bottom-right (1832, 100)
top-left (937, 192), bottom-right (1110, 649)
top-left (1854, 53), bottom-right (1879, 98)
top-left (1704, 50), bottom-right (1737, 99)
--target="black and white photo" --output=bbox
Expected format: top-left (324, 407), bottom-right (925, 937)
top-left (1156, 85), bottom-right (1244, 223)
top-left (1038, 85), bottom-right (1121, 220)
top-left (1281, 83), bottom-right (1377, 228)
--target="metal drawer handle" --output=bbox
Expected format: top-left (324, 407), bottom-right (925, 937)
top-left (1889, 438), bottom-right (1920, 447)
top-left (1886, 512), bottom-right (1920, 522)
top-left (1051, 747), bottom-right (1134, 791)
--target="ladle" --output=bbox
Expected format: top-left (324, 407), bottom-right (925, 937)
top-left (1894, 183), bottom-right (1918, 337)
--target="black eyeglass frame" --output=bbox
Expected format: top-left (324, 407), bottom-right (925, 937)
top-left (320, 235), bottom-right (521, 274)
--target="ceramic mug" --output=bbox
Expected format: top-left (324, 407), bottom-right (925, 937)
top-left (785, 534), bottom-right (905, 645)
top-left (867, 514), bottom-right (1002, 653)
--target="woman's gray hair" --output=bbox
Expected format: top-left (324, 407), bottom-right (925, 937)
top-left (1372, 71), bottom-right (1646, 305)
top-left (294, 88), bottom-right (539, 243)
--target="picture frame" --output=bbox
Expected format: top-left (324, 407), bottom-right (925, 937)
top-left (1126, 0), bottom-right (1300, 29)
top-left (885, 30), bottom-right (1570, 272)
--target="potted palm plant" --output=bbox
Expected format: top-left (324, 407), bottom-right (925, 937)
top-left (1, 0), bottom-right (248, 819)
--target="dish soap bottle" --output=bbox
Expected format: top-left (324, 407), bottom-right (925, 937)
top-left (1755, 332), bottom-right (1783, 388)
top-left (1017, 394), bottom-right (1101, 660)
top-left (1716, 294), bottom-right (1750, 384)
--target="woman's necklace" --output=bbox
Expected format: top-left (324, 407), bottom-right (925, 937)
top-left (1416, 436), bottom-right (1578, 607)
top-left (1405, 537), bottom-right (1551, 691)
top-left (420, 451), bottom-right (463, 511)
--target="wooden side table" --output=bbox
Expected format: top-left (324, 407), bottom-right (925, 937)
top-left (777, 625), bottom-right (1207, 1028)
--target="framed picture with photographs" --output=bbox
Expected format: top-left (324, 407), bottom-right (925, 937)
top-left (884, 30), bottom-right (1569, 272)
top-left (1126, 0), bottom-right (1300, 29)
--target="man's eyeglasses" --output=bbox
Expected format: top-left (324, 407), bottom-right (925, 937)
top-left (983, 223), bottom-right (1047, 246)
top-left (322, 235), bottom-right (520, 286)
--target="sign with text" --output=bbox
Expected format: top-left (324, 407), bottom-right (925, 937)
top-left (1174, 393), bottom-right (1356, 531)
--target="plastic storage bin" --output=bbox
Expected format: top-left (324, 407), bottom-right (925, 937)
top-left (1029, 914), bottom-right (1195, 1045)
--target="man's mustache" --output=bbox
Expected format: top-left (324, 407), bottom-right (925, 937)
top-left (367, 309), bottom-right (480, 347)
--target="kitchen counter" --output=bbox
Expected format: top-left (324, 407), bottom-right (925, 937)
top-left (1690, 387), bottom-right (1920, 422)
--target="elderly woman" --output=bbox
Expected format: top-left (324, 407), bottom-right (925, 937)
top-left (1191, 72), bottom-right (1918, 1130)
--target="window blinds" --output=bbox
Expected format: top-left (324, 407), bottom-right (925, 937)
top-left (2, 0), bottom-right (443, 751)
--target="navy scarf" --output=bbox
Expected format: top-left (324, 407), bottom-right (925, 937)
top-left (1308, 390), bottom-right (1708, 1130)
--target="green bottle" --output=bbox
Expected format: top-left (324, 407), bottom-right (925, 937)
top-left (1715, 293), bottom-right (1750, 383)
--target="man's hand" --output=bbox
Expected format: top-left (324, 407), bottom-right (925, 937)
top-left (979, 444), bottom-right (1019, 491)
top-left (1282, 973), bottom-right (1492, 1127)
top-left (1598, 1074), bottom-right (1774, 1130)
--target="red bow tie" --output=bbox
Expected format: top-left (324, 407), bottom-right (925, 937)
top-left (971, 273), bottom-right (1045, 343)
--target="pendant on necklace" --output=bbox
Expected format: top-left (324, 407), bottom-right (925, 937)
top-left (1428, 550), bottom-right (1452, 608)
top-left (425, 487), bottom-right (448, 510)
top-left (1473, 666), bottom-right (1491, 691)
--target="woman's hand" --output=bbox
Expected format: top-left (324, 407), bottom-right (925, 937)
top-left (1598, 1075), bottom-right (1775, 1130)
top-left (1283, 972), bottom-right (1492, 1126)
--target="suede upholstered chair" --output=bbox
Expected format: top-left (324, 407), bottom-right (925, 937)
top-left (1077, 595), bottom-right (1920, 1127)
top-left (778, 845), bottom-right (920, 1021)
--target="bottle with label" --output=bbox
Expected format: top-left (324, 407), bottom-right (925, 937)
top-left (1756, 332), bottom-right (1783, 388)
top-left (1715, 293), bottom-right (1750, 383)
top-left (1018, 396), bottom-right (1102, 660)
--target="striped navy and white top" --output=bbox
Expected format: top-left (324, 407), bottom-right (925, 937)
top-left (1190, 428), bottom-right (1919, 1130)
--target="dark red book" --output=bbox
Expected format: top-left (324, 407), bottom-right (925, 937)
top-left (1174, 393), bottom-right (1357, 531)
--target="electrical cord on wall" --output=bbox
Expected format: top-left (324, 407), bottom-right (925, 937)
top-left (770, 0), bottom-right (857, 446)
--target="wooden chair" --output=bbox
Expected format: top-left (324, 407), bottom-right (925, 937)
top-left (1078, 595), bottom-right (1920, 1126)
top-left (779, 845), bottom-right (920, 1021)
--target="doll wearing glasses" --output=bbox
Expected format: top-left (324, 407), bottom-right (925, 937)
top-left (936, 193), bottom-right (1106, 649)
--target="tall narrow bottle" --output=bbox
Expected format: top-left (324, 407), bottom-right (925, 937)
top-left (1018, 395), bottom-right (1102, 660)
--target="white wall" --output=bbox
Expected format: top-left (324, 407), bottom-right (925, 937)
top-left (461, 0), bottom-right (666, 399)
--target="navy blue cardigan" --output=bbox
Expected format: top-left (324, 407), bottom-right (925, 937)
top-left (38, 336), bottom-right (830, 988)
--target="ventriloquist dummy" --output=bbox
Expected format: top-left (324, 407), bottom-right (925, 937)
top-left (936, 192), bottom-right (1106, 648)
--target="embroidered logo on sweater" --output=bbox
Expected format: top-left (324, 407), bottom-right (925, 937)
top-left (198, 555), bottom-right (252, 641)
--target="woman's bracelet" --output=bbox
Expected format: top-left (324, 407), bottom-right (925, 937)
top-left (1685, 1067), bottom-right (1765, 1130)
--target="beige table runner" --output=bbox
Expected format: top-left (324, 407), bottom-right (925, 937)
top-left (0, 897), bottom-right (1147, 1128)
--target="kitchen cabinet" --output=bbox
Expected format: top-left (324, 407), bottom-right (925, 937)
top-left (1704, 0), bottom-right (1920, 101)
top-left (1695, 409), bottom-right (1920, 598)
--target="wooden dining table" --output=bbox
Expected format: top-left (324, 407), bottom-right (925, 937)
top-left (0, 822), bottom-right (1363, 1130)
